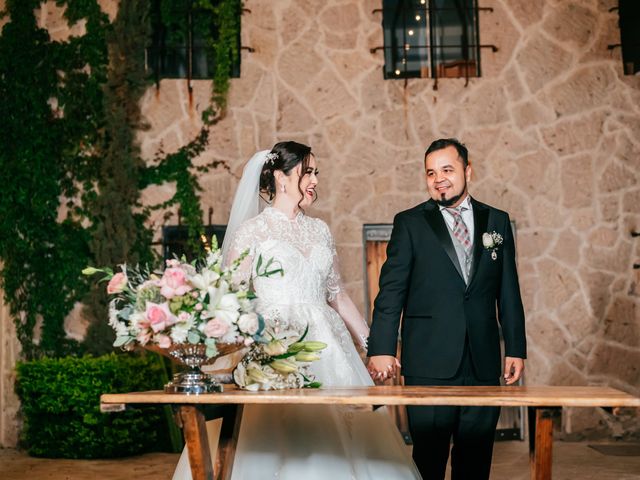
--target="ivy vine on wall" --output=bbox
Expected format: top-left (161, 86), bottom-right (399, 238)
top-left (0, 0), bottom-right (241, 359)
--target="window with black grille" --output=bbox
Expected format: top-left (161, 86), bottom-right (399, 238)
top-left (381, 0), bottom-right (481, 80)
top-left (146, 0), bottom-right (241, 81)
top-left (617, 0), bottom-right (640, 75)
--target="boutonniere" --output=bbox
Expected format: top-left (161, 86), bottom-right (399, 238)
top-left (482, 231), bottom-right (503, 260)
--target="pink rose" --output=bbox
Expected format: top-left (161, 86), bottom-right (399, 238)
top-left (204, 317), bottom-right (229, 338)
top-left (145, 302), bottom-right (176, 333)
top-left (136, 330), bottom-right (151, 346)
top-left (107, 272), bottom-right (128, 294)
top-left (177, 311), bottom-right (190, 322)
top-left (159, 267), bottom-right (192, 299)
top-left (155, 333), bottom-right (171, 349)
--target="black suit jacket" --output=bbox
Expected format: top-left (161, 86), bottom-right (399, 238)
top-left (368, 197), bottom-right (526, 380)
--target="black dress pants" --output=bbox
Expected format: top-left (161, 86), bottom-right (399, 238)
top-left (404, 344), bottom-right (501, 480)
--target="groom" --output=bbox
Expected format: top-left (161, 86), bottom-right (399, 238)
top-left (367, 138), bottom-right (526, 480)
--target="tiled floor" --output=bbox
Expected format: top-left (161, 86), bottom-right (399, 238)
top-left (1, 441), bottom-right (639, 479)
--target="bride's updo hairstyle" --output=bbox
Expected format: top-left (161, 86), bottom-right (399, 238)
top-left (260, 140), bottom-right (315, 206)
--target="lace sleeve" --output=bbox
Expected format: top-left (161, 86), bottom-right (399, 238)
top-left (224, 222), bottom-right (255, 285)
top-left (323, 222), bottom-right (369, 348)
top-left (326, 230), bottom-right (342, 303)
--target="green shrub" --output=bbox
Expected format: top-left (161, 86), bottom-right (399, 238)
top-left (15, 353), bottom-right (175, 458)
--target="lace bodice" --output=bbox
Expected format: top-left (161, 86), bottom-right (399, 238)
top-left (226, 207), bottom-right (369, 349)
top-left (228, 207), bottom-right (341, 306)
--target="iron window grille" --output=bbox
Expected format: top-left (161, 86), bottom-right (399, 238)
top-left (379, 0), bottom-right (487, 81)
top-left (146, 0), bottom-right (241, 85)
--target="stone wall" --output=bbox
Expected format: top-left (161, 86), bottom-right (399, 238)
top-left (138, 0), bottom-right (640, 439)
top-left (1, 0), bottom-right (638, 445)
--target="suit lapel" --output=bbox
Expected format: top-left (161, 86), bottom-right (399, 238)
top-left (467, 198), bottom-right (489, 288)
top-left (423, 201), bottom-right (465, 281)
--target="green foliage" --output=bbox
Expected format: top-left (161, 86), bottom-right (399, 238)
top-left (0, 0), bottom-right (109, 359)
top-left (82, 0), bottom-right (155, 356)
top-left (0, 0), bottom-right (239, 359)
top-left (15, 353), bottom-right (175, 458)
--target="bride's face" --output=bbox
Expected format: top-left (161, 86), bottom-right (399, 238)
top-left (278, 155), bottom-right (318, 208)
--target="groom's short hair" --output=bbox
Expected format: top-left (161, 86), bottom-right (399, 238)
top-left (424, 138), bottom-right (469, 169)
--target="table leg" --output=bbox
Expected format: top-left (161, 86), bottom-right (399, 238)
top-left (528, 407), bottom-right (555, 480)
top-left (179, 405), bottom-right (214, 480)
top-left (214, 405), bottom-right (244, 480)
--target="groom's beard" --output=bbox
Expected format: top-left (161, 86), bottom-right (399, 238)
top-left (434, 180), bottom-right (468, 207)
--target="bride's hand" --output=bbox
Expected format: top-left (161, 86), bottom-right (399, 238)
top-left (367, 355), bottom-right (400, 382)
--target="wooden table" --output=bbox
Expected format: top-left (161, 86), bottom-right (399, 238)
top-left (100, 386), bottom-right (640, 480)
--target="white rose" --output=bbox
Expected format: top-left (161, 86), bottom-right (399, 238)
top-left (237, 313), bottom-right (259, 335)
top-left (482, 232), bottom-right (494, 248)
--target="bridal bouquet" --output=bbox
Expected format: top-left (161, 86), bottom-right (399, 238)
top-left (233, 325), bottom-right (327, 391)
top-left (82, 239), bottom-right (265, 358)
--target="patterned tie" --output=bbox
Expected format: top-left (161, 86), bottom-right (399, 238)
top-left (446, 207), bottom-right (472, 257)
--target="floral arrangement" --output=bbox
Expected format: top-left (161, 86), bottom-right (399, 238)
top-left (83, 238), bottom-right (328, 391)
top-left (233, 324), bottom-right (326, 391)
top-left (82, 239), bottom-right (265, 358)
top-left (482, 231), bottom-right (504, 260)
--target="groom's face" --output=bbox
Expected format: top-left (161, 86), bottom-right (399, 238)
top-left (425, 146), bottom-right (471, 208)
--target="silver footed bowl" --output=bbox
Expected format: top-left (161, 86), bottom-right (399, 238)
top-left (147, 343), bottom-right (244, 394)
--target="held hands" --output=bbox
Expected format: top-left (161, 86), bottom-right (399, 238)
top-left (504, 356), bottom-right (525, 385)
top-left (367, 355), bottom-right (401, 382)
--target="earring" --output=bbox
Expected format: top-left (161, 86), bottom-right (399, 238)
top-left (280, 184), bottom-right (286, 193)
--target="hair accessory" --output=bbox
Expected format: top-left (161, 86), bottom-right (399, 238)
top-left (266, 152), bottom-right (279, 165)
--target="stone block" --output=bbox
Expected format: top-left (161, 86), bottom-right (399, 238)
top-left (548, 359), bottom-right (588, 386)
top-left (587, 342), bottom-right (640, 386)
top-left (560, 154), bottom-right (595, 209)
top-left (408, 99), bottom-right (435, 147)
top-left (585, 269), bottom-right (615, 319)
top-left (305, 69), bottom-right (358, 121)
top-left (516, 35), bottom-right (572, 93)
top-left (360, 68), bottom-right (389, 114)
top-left (248, 26), bottom-right (279, 69)
top-left (502, 65), bottom-right (526, 102)
top-left (530, 199), bottom-right (567, 229)
top-left (276, 87), bottom-right (316, 133)
top-left (460, 82), bottom-right (509, 127)
top-left (319, 4), bottom-right (360, 34)
top-left (597, 161), bottom-right (637, 194)
top-left (518, 230), bottom-right (555, 260)
top-left (511, 99), bottom-right (556, 131)
top-left (541, 65), bottom-right (616, 117)
top-left (328, 51), bottom-right (375, 84)
top-left (584, 240), bottom-right (632, 273)
top-left (378, 109), bottom-right (418, 147)
top-left (478, 1), bottom-right (519, 78)
top-left (528, 316), bottom-right (571, 355)
top-left (542, 2), bottom-right (597, 48)
top-left (537, 258), bottom-right (581, 310)
top-left (514, 149), bottom-right (560, 197)
top-left (277, 28), bottom-right (324, 91)
top-left (324, 117), bottom-right (355, 154)
top-left (551, 229), bottom-right (582, 266)
top-left (280, 2), bottom-right (311, 47)
top-left (541, 112), bottom-right (605, 156)
top-left (508, 1), bottom-right (545, 29)
top-left (558, 294), bottom-right (596, 343)
top-left (603, 296), bottom-right (639, 348)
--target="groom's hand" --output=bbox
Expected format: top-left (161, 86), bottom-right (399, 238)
top-left (504, 357), bottom-right (525, 385)
top-left (367, 355), bottom-right (400, 382)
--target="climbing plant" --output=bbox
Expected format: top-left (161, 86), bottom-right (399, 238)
top-left (0, 0), bottom-right (241, 358)
top-left (0, 0), bottom-right (109, 359)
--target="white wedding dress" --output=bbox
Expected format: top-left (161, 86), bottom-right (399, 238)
top-left (173, 207), bottom-right (421, 479)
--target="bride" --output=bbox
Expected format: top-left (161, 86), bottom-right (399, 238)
top-left (173, 141), bottom-right (421, 479)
